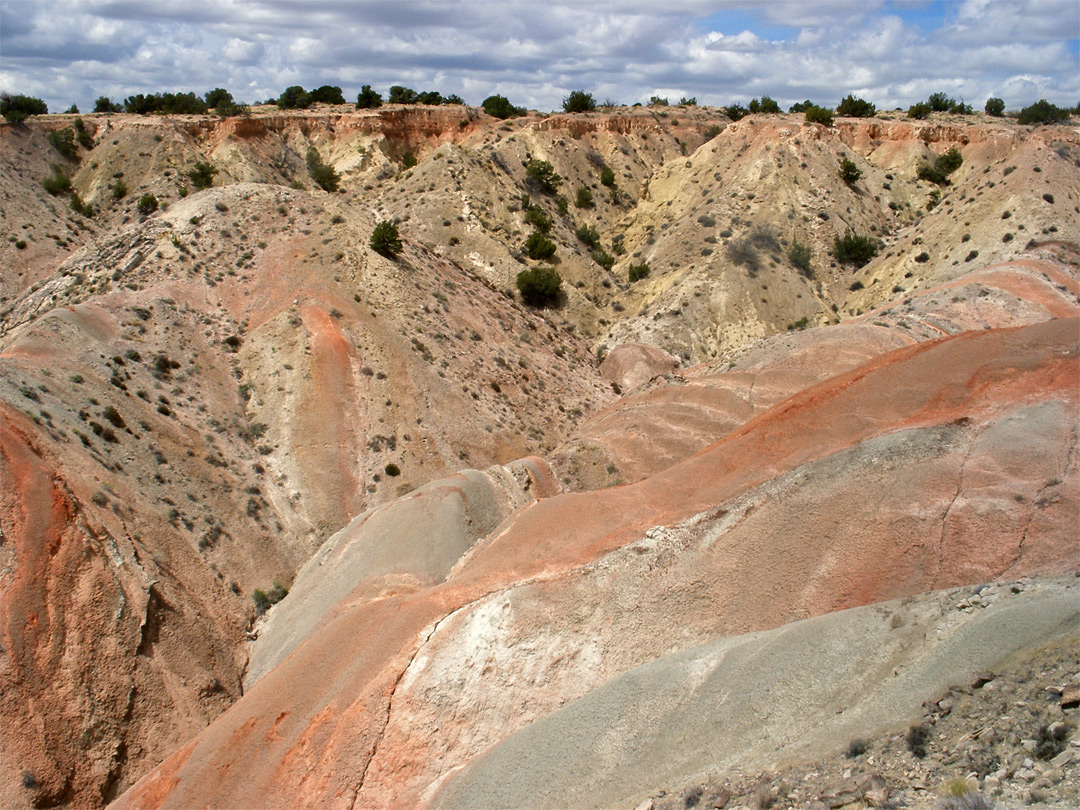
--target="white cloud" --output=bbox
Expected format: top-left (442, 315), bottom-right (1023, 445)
top-left (0, 0), bottom-right (1075, 113)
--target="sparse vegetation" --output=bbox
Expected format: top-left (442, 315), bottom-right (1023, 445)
top-left (253, 581), bottom-right (288, 614)
top-left (907, 723), bottom-right (931, 758)
top-left (111, 179), bottom-right (128, 200)
top-left (47, 128), bottom-right (79, 160)
top-left (575, 224), bottom-right (601, 249)
top-left (628, 263), bottom-right (651, 282)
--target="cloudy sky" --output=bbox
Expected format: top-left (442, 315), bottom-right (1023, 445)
top-left (1, 0), bottom-right (1077, 114)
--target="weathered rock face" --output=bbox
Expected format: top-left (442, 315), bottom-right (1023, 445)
top-left (1, 105), bottom-right (1078, 809)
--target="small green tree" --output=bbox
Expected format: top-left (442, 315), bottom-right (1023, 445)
top-left (600, 166), bottom-right (616, 187)
top-left (136, 194), bottom-right (158, 216)
top-left (749, 96), bottom-right (781, 114)
top-left (306, 147), bottom-right (340, 192)
top-left (907, 102), bottom-right (931, 119)
top-left (482, 94), bottom-right (523, 119)
top-left (788, 240), bottom-right (813, 278)
top-left (516, 266), bottom-right (561, 307)
top-left (1, 93), bottom-right (47, 123)
top-left (111, 179), bottom-right (128, 200)
top-left (310, 85), bottom-right (345, 105)
top-left (187, 161), bottom-right (217, 189)
top-left (648, 96), bottom-right (669, 107)
top-left (388, 85), bottom-right (419, 104)
top-left (524, 204), bottom-right (552, 233)
top-left (47, 129), bottom-right (78, 161)
top-left (725, 103), bottom-right (749, 121)
top-left (575, 187), bottom-right (594, 208)
top-left (628, 263), bottom-right (651, 282)
top-left (526, 159), bottom-right (562, 193)
top-left (836, 94), bottom-right (876, 117)
top-left (928, 92), bottom-right (952, 112)
top-left (276, 86), bottom-right (312, 109)
top-left (356, 85), bottom-right (383, 109)
top-left (1017, 99), bottom-right (1069, 125)
top-left (575, 224), bottom-right (600, 249)
top-left (984, 97), bottom-right (1005, 117)
top-left (204, 88), bottom-right (234, 109)
top-left (562, 90), bottom-right (596, 113)
top-left (42, 166), bottom-right (72, 195)
top-left (524, 232), bottom-right (556, 260)
top-left (370, 220), bottom-right (403, 258)
top-left (93, 96), bottom-right (122, 113)
top-left (803, 104), bottom-right (834, 126)
top-left (834, 229), bottom-right (878, 266)
top-left (839, 157), bottom-right (861, 185)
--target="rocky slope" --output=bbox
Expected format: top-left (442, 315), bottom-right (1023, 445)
top-left (0, 104), bottom-right (1077, 809)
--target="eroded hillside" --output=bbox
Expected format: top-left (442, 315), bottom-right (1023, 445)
top-left (0, 104), bottom-right (1077, 809)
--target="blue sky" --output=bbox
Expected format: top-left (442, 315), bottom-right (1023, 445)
top-left (1, 1), bottom-right (1076, 113)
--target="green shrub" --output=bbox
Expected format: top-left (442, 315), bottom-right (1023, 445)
top-left (1, 93), bottom-right (47, 122)
top-left (384, 463), bottom-right (401, 477)
top-left (204, 88), bottom-right (233, 108)
top-left (833, 229), bottom-right (878, 266)
top-left (648, 96), bottom-right (669, 107)
top-left (591, 248), bottom-right (614, 270)
top-left (526, 159), bottom-right (562, 193)
top-left (370, 220), bottom-right (403, 258)
top-left (48, 129), bottom-right (78, 160)
top-left (73, 117), bottom-right (92, 148)
top-left (388, 85), bottom-right (419, 104)
top-left (628, 262), bottom-right (650, 282)
top-left (984, 97), bottom-right (1005, 117)
top-left (726, 236), bottom-right (759, 273)
top-left (748, 96), bottom-right (781, 114)
top-left (253, 581), bottom-right (288, 614)
top-left (928, 92), bottom-right (952, 112)
top-left (482, 94), bottom-right (523, 119)
top-left (1018, 99), bottom-right (1069, 125)
top-left (93, 96), bottom-right (122, 113)
top-left (136, 194), bottom-right (158, 215)
top-left (575, 187), bottom-right (594, 208)
top-left (516, 266), bottom-right (562, 307)
top-left (725, 103), bottom-right (749, 121)
top-left (839, 157), bottom-right (861, 185)
top-left (937, 146), bottom-right (963, 174)
top-left (789, 100), bottom-right (813, 113)
top-left (836, 94), bottom-right (875, 117)
top-left (401, 151), bottom-right (417, 169)
top-left (704, 125), bottom-right (723, 140)
top-left (907, 102), bottom-right (931, 119)
top-left (187, 161), bottom-right (217, 189)
top-left (124, 92), bottom-right (207, 114)
top-left (42, 166), bottom-right (72, 195)
top-left (310, 85), bottom-right (345, 105)
top-left (600, 166), bottom-right (616, 187)
top-left (907, 724), bottom-right (931, 758)
top-left (276, 86), bottom-right (312, 109)
top-left (524, 232), bottom-right (556, 260)
top-left (356, 84), bottom-right (383, 109)
top-left (306, 147), bottom-right (340, 192)
top-left (917, 147), bottom-right (963, 185)
top-left (1043, 193), bottom-right (1054, 204)
top-left (788, 240), bottom-right (813, 277)
top-left (803, 104), bottom-right (834, 126)
top-left (575, 224), bottom-right (600, 249)
top-left (525, 205), bottom-right (552, 233)
top-left (917, 163), bottom-right (949, 185)
top-left (563, 90), bottom-right (596, 113)
top-left (70, 193), bottom-right (94, 218)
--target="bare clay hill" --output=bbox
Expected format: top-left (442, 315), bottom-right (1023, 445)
top-left (0, 103), bottom-right (1077, 810)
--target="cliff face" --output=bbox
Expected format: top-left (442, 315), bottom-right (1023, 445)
top-left (0, 104), bottom-right (1077, 809)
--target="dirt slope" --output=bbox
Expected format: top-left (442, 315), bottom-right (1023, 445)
top-left (1, 105), bottom-right (1077, 809)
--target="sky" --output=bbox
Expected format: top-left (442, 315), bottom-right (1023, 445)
top-left (1, 0), bottom-right (1077, 114)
